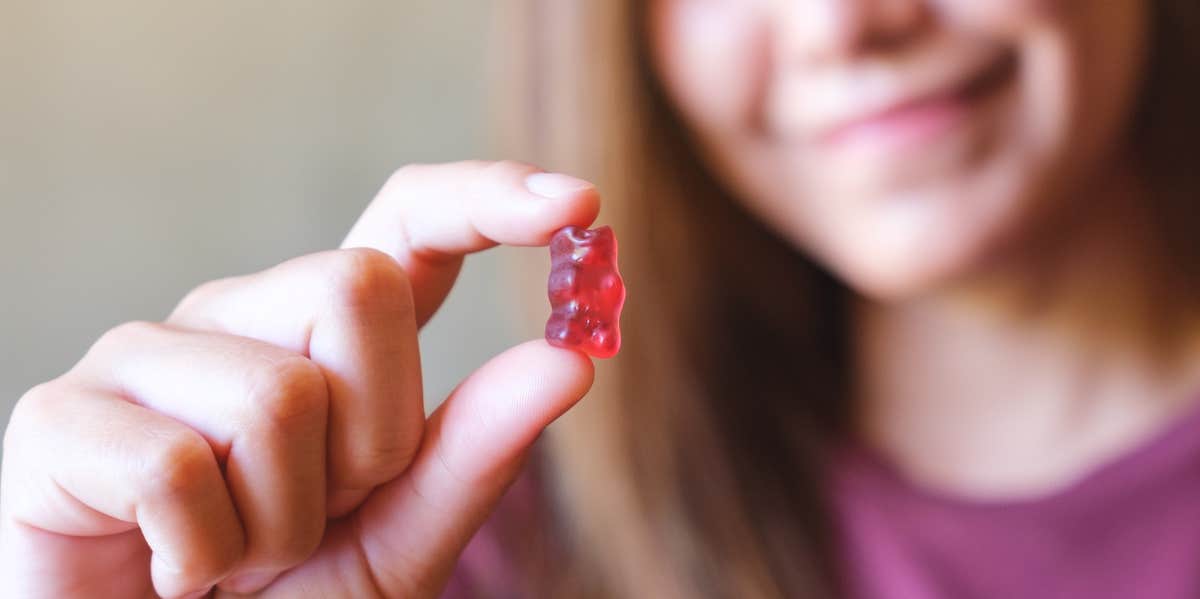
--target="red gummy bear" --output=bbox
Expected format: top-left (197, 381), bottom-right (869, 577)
top-left (545, 225), bottom-right (625, 359)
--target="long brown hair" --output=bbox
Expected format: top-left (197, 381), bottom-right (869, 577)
top-left (495, 1), bottom-right (1200, 597)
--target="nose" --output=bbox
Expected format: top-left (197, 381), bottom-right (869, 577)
top-left (778, 0), bottom-right (932, 62)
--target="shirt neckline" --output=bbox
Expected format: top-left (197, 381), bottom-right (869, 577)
top-left (839, 394), bottom-right (1200, 516)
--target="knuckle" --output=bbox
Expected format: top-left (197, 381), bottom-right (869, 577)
top-left (92, 320), bottom-right (162, 353)
top-left (483, 159), bottom-right (538, 179)
top-left (383, 162), bottom-right (458, 194)
top-left (10, 382), bottom-right (55, 422)
top-left (169, 533), bottom-right (246, 590)
top-left (171, 278), bottom-right (229, 319)
top-left (328, 248), bottom-right (413, 316)
top-left (264, 518), bottom-right (326, 569)
top-left (246, 357), bottom-right (328, 429)
top-left (142, 430), bottom-right (217, 501)
top-left (385, 162), bottom-right (426, 187)
top-left (4, 383), bottom-right (58, 453)
top-left (340, 434), bottom-right (421, 489)
top-left (387, 160), bottom-right (537, 191)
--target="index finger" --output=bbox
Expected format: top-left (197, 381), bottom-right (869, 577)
top-left (341, 160), bottom-right (601, 325)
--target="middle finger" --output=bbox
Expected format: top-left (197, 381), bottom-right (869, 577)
top-left (69, 321), bottom-right (329, 589)
top-left (168, 248), bottom-right (424, 514)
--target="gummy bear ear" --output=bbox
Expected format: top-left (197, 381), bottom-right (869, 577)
top-left (550, 229), bottom-right (576, 253)
top-left (557, 226), bottom-right (589, 245)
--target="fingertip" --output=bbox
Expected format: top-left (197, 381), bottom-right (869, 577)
top-left (524, 172), bottom-right (594, 200)
top-left (513, 181), bottom-right (601, 245)
top-left (541, 339), bottom-right (597, 397)
top-left (572, 184), bottom-right (603, 230)
top-left (479, 163), bottom-right (600, 245)
top-left (508, 339), bottom-right (596, 405)
top-left (523, 171), bottom-right (601, 222)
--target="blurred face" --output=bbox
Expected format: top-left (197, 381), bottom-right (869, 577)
top-left (650, 0), bottom-right (1149, 298)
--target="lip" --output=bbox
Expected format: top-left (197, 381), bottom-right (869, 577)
top-left (815, 50), bottom-right (1018, 154)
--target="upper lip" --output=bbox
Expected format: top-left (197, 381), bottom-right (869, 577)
top-left (804, 49), bottom-right (1013, 143)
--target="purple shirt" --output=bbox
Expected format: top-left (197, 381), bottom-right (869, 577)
top-left (833, 403), bottom-right (1200, 599)
top-left (448, 404), bottom-right (1200, 598)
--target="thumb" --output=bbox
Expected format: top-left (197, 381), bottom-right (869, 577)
top-left (352, 339), bottom-right (594, 596)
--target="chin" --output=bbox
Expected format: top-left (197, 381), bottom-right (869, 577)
top-left (817, 216), bottom-right (1005, 302)
top-left (813, 170), bottom-right (1038, 301)
top-left (837, 255), bottom-right (966, 301)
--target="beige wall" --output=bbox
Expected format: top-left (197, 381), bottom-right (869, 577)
top-left (0, 2), bottom-right (528, 435)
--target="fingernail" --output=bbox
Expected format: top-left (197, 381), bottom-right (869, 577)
top-left (525, 172), bottom-right (593, 199)
top-left (221, 571), bottom-right (275, 594)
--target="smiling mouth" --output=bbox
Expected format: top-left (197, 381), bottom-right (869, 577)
top-left (818, 49), bottom-right (1019, 154)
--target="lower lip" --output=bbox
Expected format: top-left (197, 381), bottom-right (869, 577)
top-left (821, 92), bottom-right (975, 156)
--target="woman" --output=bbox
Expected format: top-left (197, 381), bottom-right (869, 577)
top-left (4, 0), bottom-right (1199, 597)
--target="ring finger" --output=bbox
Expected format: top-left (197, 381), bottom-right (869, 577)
top-left (168, 248), bottom-right (424, 515)
top-left (68, 321), bottom-right (330, 591)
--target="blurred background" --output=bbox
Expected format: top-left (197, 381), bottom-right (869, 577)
top-left (0, 2), bottom-right (527, 437)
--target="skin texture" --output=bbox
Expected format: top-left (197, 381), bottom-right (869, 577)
top-left (0, 161), bottom-right (599, 598)
top-left (650, 0), bottom-right (1200, 499)
top-left (649, 0), bottom-right (1147, 298)
top-left (4, 1), bottom-right (1198, 597)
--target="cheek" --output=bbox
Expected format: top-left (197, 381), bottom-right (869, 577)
top-left (964, 0), bottom-right (1144, 164)
top-left (648, 0), bottom-right (1147, 298)
top-left (1043, 0), bottom-right (1147, 166)
top-left (650, 0), bottom-right (769, 136)
top-left (859, 1), bottom-right (1146, 295)
top-left (921, 0), bottom-right (1147, 178)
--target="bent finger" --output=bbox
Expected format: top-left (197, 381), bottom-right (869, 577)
top-left (69, 322), bottom-right (329, 589)
top-left (3, 386), bottom-right (243, 598)
top-left (169, 248), bottom-right (423, 510)
top-left (341, 160), bottom-right (601, 323)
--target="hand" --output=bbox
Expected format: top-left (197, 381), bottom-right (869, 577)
top-left (0, 161), bottom-right (600, 598)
